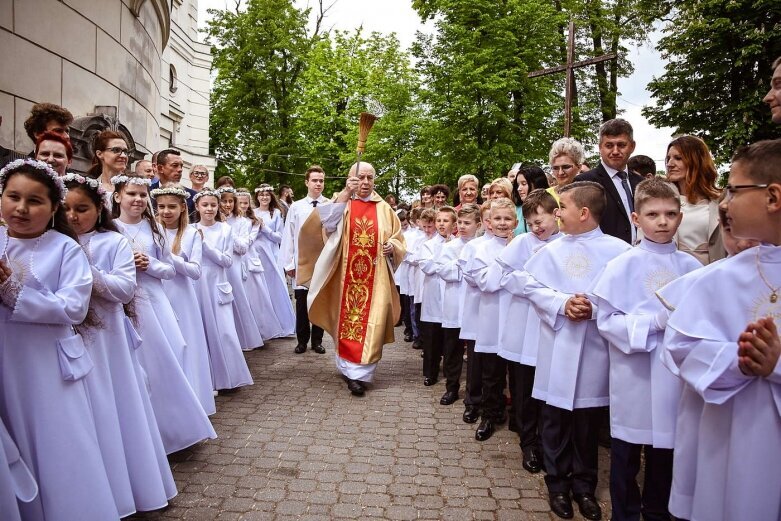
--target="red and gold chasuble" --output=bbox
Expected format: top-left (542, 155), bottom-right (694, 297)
top-left (337, 200), bottom-right (379, 363)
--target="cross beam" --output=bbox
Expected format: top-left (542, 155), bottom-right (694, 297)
top-left (528, 21), bottom-right (617, 137)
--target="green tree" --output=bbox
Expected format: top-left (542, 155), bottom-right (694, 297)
top-left (411, 0), bottom-right (566, 187)
top-left (643, 0), bottom-right (781, 163)
top-left (205, 0), bottom-right (322, 191)
top-left (294, 29), bottom-right (424, 199)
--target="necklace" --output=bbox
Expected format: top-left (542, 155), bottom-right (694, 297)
top-left (756, 248), bottom-right (780, 303)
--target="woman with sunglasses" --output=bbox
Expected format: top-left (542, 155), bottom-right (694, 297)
top-left (87, 130), bottom-right (130, 193)
top-left (546, 137), bottom-right (585, 205)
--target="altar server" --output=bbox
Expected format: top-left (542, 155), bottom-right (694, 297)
top-left (470, 198), bottom-right (518, 441)
top-left (418, 206), bottom-right (457, 386)
top-left (398, 207), bottom-right (424, 344)
top-left (65, 174), bottom-right (177, 513)
top-left (0, 159), bottom-right (119, 520)
top-left (220, 187), bottom-right (264, 349)
top-left (591, 178), bottom-right (701, 521)
top-left (496, 189), bottom-right (561, 473)
top-left (524, 181), bottom-right (630, 520)
top-left (192, 189), bottom-right (254, 391)
top-left (155, 184), bottom-right (217, 415)
top-left (251, 184), bottom-right (295, 337)
top-left (409, 208), bottom-right (436, 350)
top-left (438, 203), bottom-right (481, 406)
top-left (112, 174), bottom-right (216, 454)
top-left (660, 140), bottom-right (781, 521)
top-left (458, 202), bottom-right (493, 424)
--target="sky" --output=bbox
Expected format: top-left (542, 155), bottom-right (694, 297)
top-left (198, 0), bottom-right (676, 168)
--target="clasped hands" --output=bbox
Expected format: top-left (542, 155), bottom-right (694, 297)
top-left (0, 259), bottom-right (11, 285)
top-left (564, 293), bottom-right (592, 322)
top-left (133, 251), bottom-right (150, 271)
top-left (738, 317), bottom-right (781, 378)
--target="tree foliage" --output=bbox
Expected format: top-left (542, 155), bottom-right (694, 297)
top-left (642, 0), bottom-right (781, 163)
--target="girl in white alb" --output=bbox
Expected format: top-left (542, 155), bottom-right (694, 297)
top-left (0, 159), bottom-right (118, 520)
top-left (112, 175), bottom-right (216, 454)
top-left (251, 185), bottom-right (295, 336)
top-left (193, 190), bottom-right (254, 391)
top-left (154, 185), bottom-right (217, 415)
top-left (63, 173), bottom-right (177, 514)
top-left (219, 187), bottom-right (264, 349)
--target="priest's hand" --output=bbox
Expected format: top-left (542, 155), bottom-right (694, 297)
top-left (337, 176), bottom-right (360, 203)
top-left (382, 242), bottom-right (393, 257)
top-left (286, 268), bottom-right (296, 278)
top-left (738, 317), bottom-right (781, 377)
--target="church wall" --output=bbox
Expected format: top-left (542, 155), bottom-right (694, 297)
top-left (0, 0), bottom-right (214, 179)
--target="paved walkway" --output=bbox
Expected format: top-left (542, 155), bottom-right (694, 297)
top-left (130, 330), bottom-right (611, 520)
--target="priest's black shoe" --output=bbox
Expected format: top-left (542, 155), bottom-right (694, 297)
top-left (521, 450), bottom-right (542, 474)
top-left (423, 377), bottom-right (437, 386)
top-left (311, 344), bottom-right (325, 354)
top-left (462, 406), bottom-right (479, 424)
top-left (440, 391), bottom-right (458, 405)
top-left (403, 332), bottom-right (413, 342)
top-left (346, 379), bottom-right (365, 396)
top-left (475, 418), bottom-right (494, 441)
top-left (573, 493), bottom-right (601, 520)
top-left (294, 343), bottom-right (307, 354)
top-left (549, 492), bottom-right (573, 519)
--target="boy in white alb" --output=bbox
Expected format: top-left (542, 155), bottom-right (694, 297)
top-left (469, 198), bottom-right (517, 442)
top-left (397, 207), bottom-right (422, 342)
top-left (524, 181), bottom-right (630, 520)
top-left (591, 178), bottom-right (702, 521)
top-left (438, 203), bottom-right (481, 406)
top-left (408, 209), bottom-right (436, 350)
top-left (458, 202), bottom-right (493, 424)
top-left (660, 140), bottom-right (781, 521)
top-left (418, 207), bottom-right (457, 386)
top-left (495, 189), bottom-right (562, 474)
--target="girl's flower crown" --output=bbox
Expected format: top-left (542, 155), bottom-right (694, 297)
top-left (235, 188), bottom-right (251, 198)
top-left (151, 186), bottom-right (191, 199)
top-left (61, 173), bottom-right (107, 197)
top-left (0, 159), bottom-right (67, 203)
top-left (215, 186), bottom-right (236, 196)
top-left (254, 185), bottom-right (275, 193)
top-left (193, 189), bottom-right (221, 203)
top-left (110, 175), bottom-right (152, 186)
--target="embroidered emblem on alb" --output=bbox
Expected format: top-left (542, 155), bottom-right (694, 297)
top-left (563, 252), bottom-right (592, 279)
top-left (749, 293), bottom-right (781, 322)
top-left (644, 267), bottom-right (676, 296)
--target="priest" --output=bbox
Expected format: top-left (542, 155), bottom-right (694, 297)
top-left (298, 162), bottom-right (406, 396)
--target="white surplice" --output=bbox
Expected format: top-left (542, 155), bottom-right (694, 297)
top-left (661, 244), bottom-right (781, 521)
top-left (592, 238), bottom-right (701, 447)
top-left (279, 195), bottom-right (330, 288)
top-left (418, 234), bottom-right (447, 323)
top-left (438, 237), bottom-right (469, 329)
top-left (524, 228), bottom-right (631, 410)
top-left (458, 233), bottom-right (491, 341)
top-left (470, 235), bottom-right (511, 354)
top-left (496, 232), bottom-right (561, 365)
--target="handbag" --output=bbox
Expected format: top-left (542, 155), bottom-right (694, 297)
top-left (56, 330), bottom-right (93, 381)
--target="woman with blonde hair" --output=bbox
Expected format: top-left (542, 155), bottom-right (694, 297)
top-left (665, 135), bottom-right (724, 264)
top-left (546, 137), bottom-right (585, 204)
top-left (454, 174), bottom-right (481, 209)
top-left (487, 177), bottom-right (513, 200)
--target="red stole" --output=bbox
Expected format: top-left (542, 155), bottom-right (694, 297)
top-left (337, 199), bottom-right (379, 363)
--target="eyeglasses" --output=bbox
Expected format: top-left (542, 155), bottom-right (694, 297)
top-left (724, 183), bottom-right (769, 200)
top-left (105, 147), bottom-right (129, 155)
top-left (551, 164), bottom-right (574, 172)
top-left (191, 171), bottom-right (208, 177)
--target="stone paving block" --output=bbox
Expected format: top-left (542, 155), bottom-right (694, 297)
top-left (128, 330), bottom-right (613, 521)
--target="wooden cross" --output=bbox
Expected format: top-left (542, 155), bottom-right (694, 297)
top-left (528, 21), bottom-right (617, 137)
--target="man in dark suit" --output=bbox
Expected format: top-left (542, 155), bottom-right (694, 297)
top-left (150, 148), bottom-right (197, 215)
top-left (576, 118), bottom-right (642, 245)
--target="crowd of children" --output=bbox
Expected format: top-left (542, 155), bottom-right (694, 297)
top-left (398, 140), bottom-right (781, 521)
top-left (0, 150), bottom-right (298, 519)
